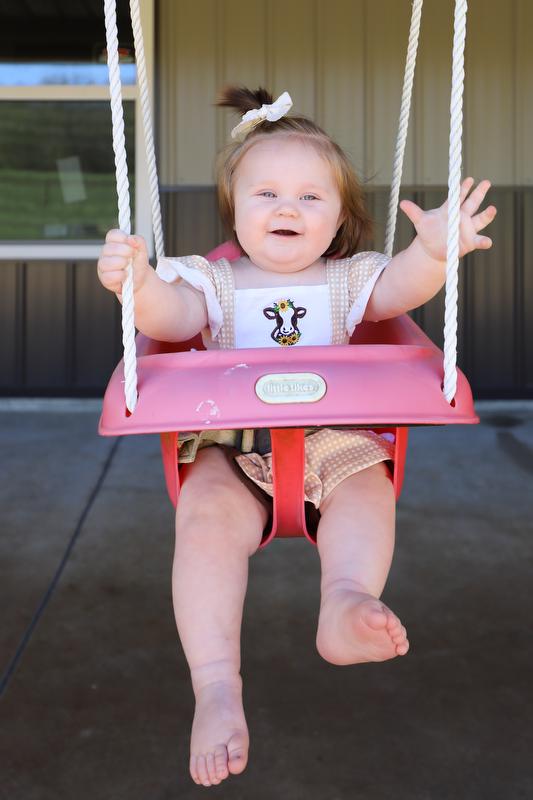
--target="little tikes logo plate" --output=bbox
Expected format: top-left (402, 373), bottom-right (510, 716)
top-left (255, 372), bottom-right (327, 404)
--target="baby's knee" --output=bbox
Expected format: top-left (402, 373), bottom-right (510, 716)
top-left (175, 490), bottom-right (264, 555)
top-left (176, 447), bottom-right (268, 552)
top-left (177, 479), bottom-right (242, 527)
top-left (175, 453), bottom-right (266, 550)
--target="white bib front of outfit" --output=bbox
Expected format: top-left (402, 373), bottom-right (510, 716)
top-left (234, 284), bottom-right (331, 349)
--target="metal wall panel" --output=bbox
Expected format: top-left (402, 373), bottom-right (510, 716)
top-left (268, 0), bottom-right (316, 121)
top-left (73, 262), bottom-right (122, 390)
top-left (159, 0), bottom-right (219, 184)
top-left (161, 187), bottom-right (222, 258)
top-left (416, 2), bottom-right (454, 185)
top-left (25, 262), bottom-right (69, 389)
top-left (157, 0), bottom-right (531, 188)
top-left (218, 1), bottom-right (268, 143)
top-left (317, 0), bottom-right (366, 174)
top-left (516, 0), bottom-right (533, 184)
top-left (523, 190), bottom-right (533, 393)
top-left (0, 263), bottom-right (20, 388)
top-left (466, 2), bottom-right (515, 185)
top-left (465, 190), bottom-right (516, 393)
top-left (365, 0), bottom-right (415, 185)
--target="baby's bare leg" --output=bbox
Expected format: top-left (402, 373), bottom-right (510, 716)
top-left (172, 447), bottom-right (268, 787)
top-left (315, 462), bottom-right (409, 665)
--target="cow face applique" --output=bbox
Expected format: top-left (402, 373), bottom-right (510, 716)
top-left (263, 298), bottom-right (307, 346)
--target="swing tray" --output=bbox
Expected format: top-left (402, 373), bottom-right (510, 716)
top-left (99, 314), bottom-right (478, 436)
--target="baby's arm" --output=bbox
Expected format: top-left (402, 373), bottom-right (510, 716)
top-left (97, 229), bottom-right (208, 341)
top-left (364, 178), bottom-right (497, 322)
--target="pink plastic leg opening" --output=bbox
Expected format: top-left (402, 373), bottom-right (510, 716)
top-left (392, 426), bottom-right (408, 499)
top-left (160, 431), bottom-right (180, 507)
top-left (259, 428), bottom-right (315, 548)
top-left (161, 426), bottom-right (408, 547)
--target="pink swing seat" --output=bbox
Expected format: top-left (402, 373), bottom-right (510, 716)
top-left (99, 241), bottom-right (478, 548)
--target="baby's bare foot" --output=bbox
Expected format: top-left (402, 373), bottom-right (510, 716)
top-left (316, 587), bottom-right (409, 665)
top-left (189, 677), bottom-right (249, 787)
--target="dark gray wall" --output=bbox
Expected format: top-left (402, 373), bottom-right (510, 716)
top-left (1, 187), bottom-right (531, 398)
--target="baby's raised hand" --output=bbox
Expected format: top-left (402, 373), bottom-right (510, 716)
top-left (97, 229), bottom-right (151, 294)
top-left (399, 178), bottom-right (497, 262)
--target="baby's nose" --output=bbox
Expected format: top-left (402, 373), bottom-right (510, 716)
top-left (276, 200), bottom-right (298, 216)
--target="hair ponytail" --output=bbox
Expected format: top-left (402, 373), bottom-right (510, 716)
top-left (216, 86), bottom-right (274, 114)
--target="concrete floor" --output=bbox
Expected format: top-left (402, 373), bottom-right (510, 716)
top-left (1, 400), bottom-right (532, 800)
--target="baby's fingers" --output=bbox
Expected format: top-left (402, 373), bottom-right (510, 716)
top-left (473, 204), bottom-right (497, 232)
top-left (99, 254), bottom-right (132, 272)
top-left (97, 265), bottom-right (128, 293)
top-left (459, 176), bottom-right (475, 204)
top-left (399, 198), bottom-right (424, 225)
top-left (101, 240), bottom-right (135, 260)
top-left (475, 235), bottom-right (492, 250)
top-left (441, 177), bottom-right (475, 211)
top-left (105, 228), bottom-right (130, 244)
top-left (461, 179), bottom-right (492, 216)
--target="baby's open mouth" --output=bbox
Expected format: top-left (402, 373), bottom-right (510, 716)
top-left (271, 229), bottom-right (299, 236)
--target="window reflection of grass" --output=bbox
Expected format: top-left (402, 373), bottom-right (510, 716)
top-left (0, 100), bottom-right (135, 241)
top-left (0, 169), bottom-right (135, 240)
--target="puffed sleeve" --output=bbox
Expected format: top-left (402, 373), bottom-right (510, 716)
top-left (346, 251), bottom-right (390, 335)
top-left (155, 255), bottom-right (224, 340)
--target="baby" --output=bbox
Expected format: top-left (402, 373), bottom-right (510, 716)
top-left (97, 87), bottom-right (496, 787)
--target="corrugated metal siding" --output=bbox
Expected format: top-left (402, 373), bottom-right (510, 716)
top-left (0, 262), bottom-right (122, 395)
top-left (161, 187), bottom-right (223, 257)
top-left (520, 189), bottom-right (533, 395)
top-left (157, 0), bottom-right (533, 187)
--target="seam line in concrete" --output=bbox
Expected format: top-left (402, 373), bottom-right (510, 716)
top-left (0, 436), bottom-right (122, 698)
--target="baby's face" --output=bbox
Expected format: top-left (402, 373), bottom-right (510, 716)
top-left (232, 137), bottom-right (344, 274)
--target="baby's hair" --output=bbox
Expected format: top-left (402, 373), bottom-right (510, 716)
top-left (215, 86), bottom-right (373, 258)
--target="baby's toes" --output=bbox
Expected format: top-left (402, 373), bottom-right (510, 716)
top-left (196, 755), bottom-right (211, 787)
top-left (189, 754), bottom-right (202, 785)
top-left (386, 618), bottom-right (409, 651)
top-left (206, 752), bottom-right (221, 785)
top-left (364, 602), bottom-right (389, 629)
top-left (396, 637), bottom-right (410, 656)
top-left (391, 622), bottom-right (409, 655)
top-left (196, 756), bottom-right (211, 786)
top-left (390, 622), bottom-right (406, 642)
top-left (227, 732), bottom-right (248, 775)
top-left (385, 612), bottom-right (401, 630)
top-left (214, 745), bottom-right (229, 781)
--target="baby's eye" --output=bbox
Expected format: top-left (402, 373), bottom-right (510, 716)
top-left (259, 191), bottom-right (276, 198)
top-left (302, 193), bottom-right (319, 201)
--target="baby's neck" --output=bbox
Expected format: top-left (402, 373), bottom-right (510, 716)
top-left (231, 256), bottom-right (327, 289)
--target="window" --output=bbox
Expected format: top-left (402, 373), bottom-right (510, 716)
top-left (0, 1), bottom-right (153, 259)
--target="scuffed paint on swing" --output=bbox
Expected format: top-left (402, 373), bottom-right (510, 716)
top-left (195, 399), bottom-right (221, 425)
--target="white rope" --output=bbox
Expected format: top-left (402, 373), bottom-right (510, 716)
top-left (443, 0), bottom-right (468, 403)
top-left (129, 0), bottom-right (165, 261)
top-left (104, 0), bottom-right (137, 413)
top-left (384, 0), bottom-right (423, 258)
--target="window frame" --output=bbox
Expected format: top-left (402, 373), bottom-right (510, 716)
top-left (0, 1), bottom-right (154, 260)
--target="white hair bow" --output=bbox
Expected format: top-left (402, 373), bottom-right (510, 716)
top-left (230, 91), bottom-right (293, 141)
